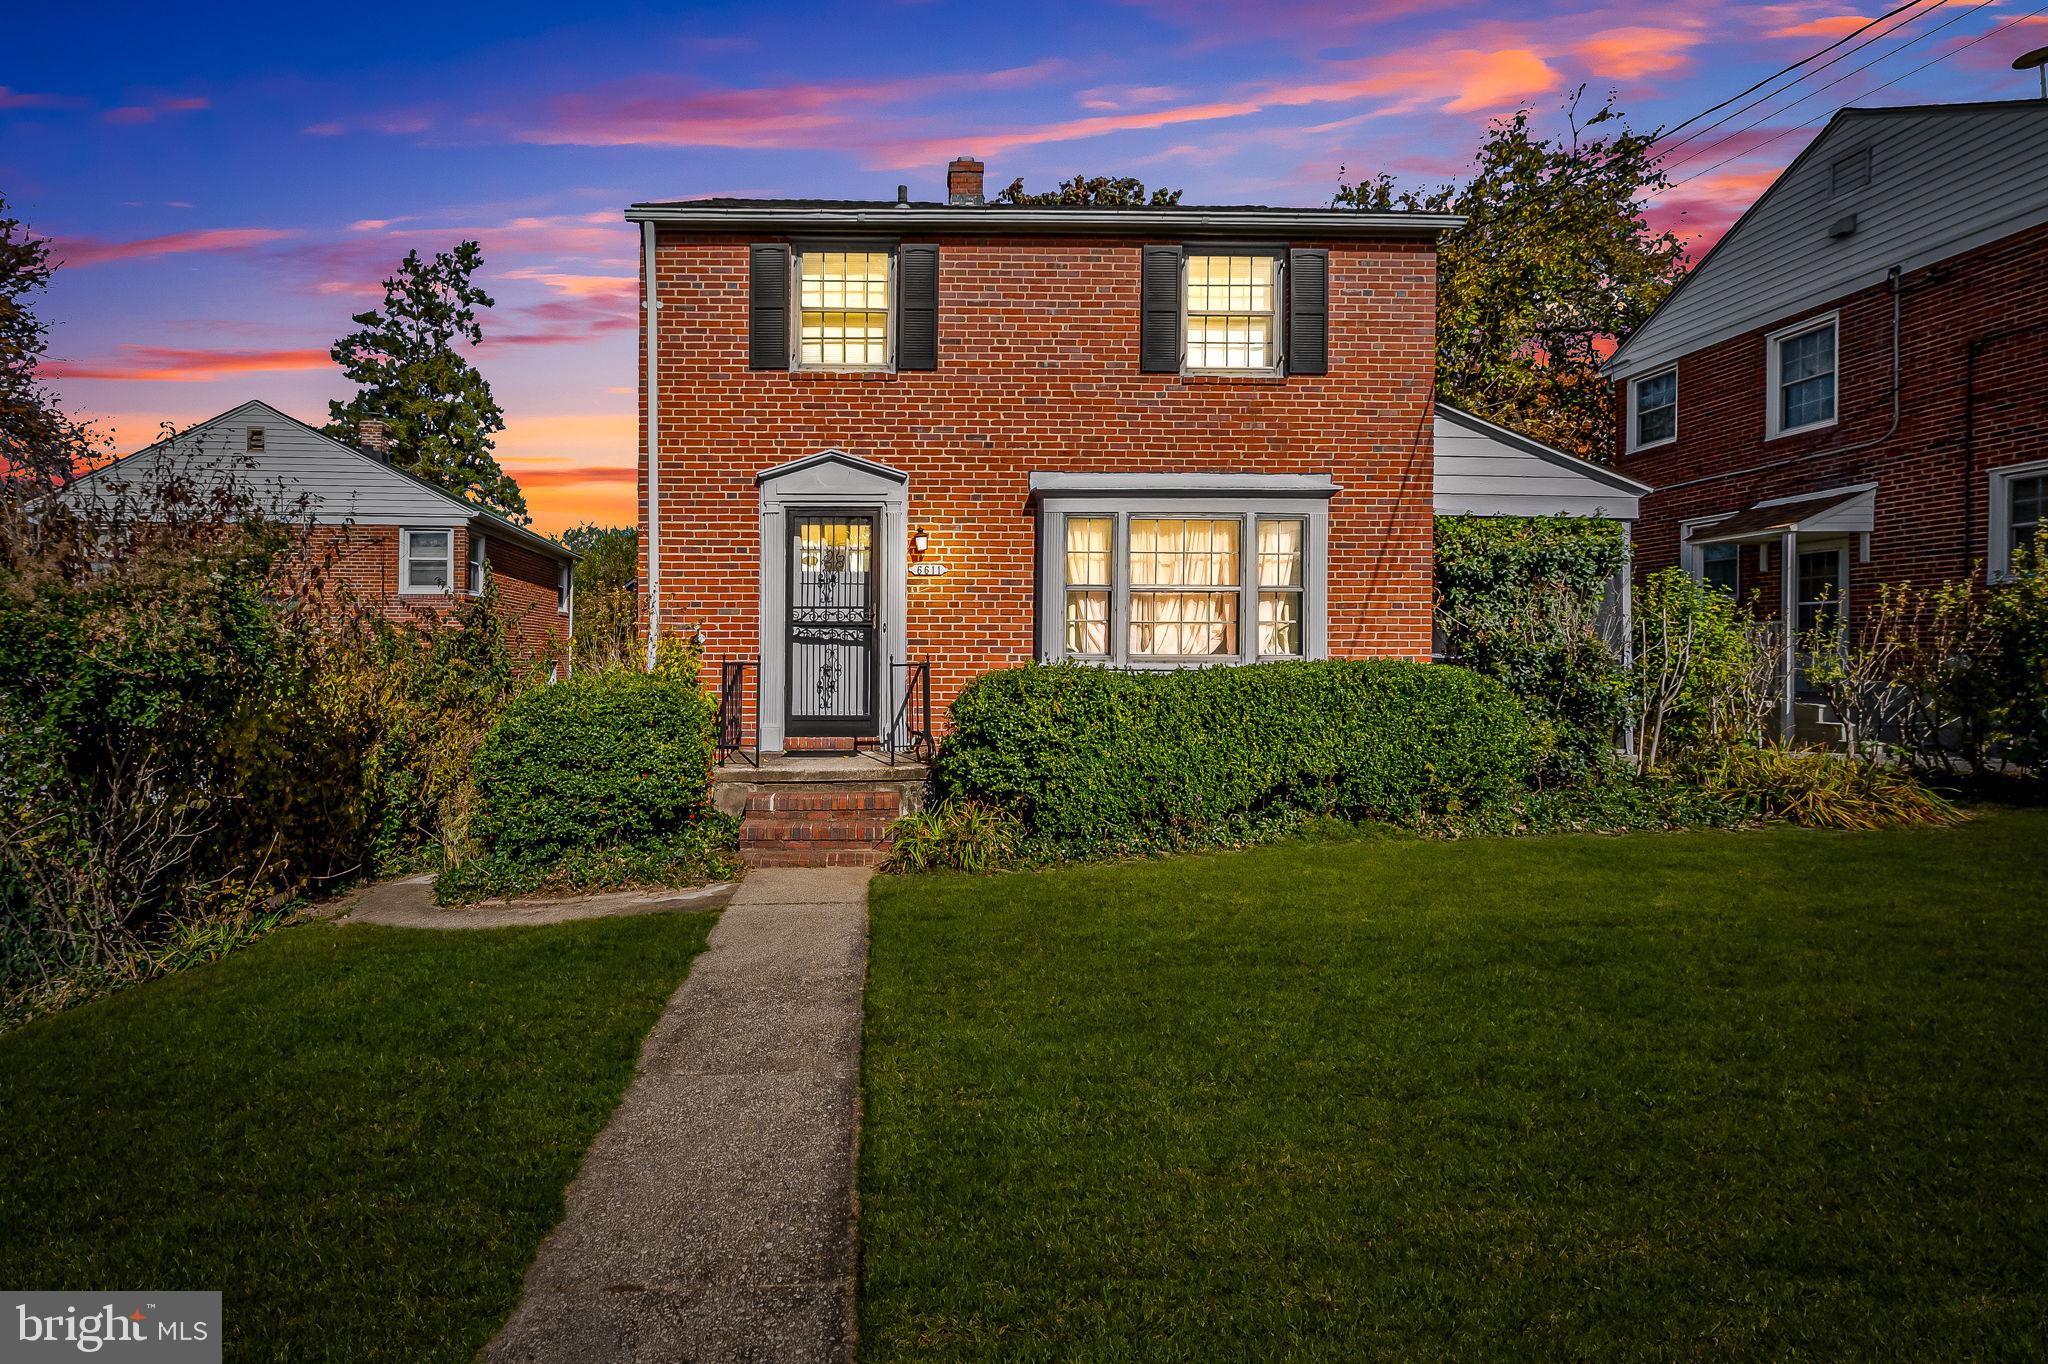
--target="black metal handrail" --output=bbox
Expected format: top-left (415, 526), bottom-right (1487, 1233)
top-left (886, 658), bottom-right (935, 766)
top-left (716, 657), bottom-right (760, 768)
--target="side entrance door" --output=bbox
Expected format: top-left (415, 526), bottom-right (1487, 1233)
top-left (787, 513), bottom-right (878, 737)
top-left (1794, 541), bottom-right (1848, 698)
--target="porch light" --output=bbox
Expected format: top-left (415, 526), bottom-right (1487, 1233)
top-left (911, 526), bottom-right (930, 555)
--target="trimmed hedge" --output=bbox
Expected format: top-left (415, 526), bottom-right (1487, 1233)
top-left (932, 660), bottom-right (1537, 851)
top-left (470, 667), bottom-right (719, 867)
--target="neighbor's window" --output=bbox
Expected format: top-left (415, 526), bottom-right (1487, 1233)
top-left (1632, 368), bottom-right (1677, 449)
top-left (1770, 317), bottom-right (1837, 436)
top-left (1257, 518), bottom-right (1305, 657)
top-left (798, 249), bottom-right (891, 368)
top-left (1702, 542), bottom-right (1739, 595)
top-left (558, 562), bottom-right (572, 614)
top-left (403, 528), bottom-right (451, 593)
top-left (468, 533), bottom-right (487, 594)
top-left (1185, 254), bottom-right (1279, 372)
top-left (1129, 518), bottom-right (1240, 658)
top-left (1063, 516), bottom-right (1112, 658)
top-left (1994, 465), bottom-right (2048, 578)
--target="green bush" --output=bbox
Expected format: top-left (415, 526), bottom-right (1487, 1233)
top-left (1695, 747), bottom-right (1968, 830)
top-left (883, 801), bottom-right (1025, 874)
top-left (469, 665), bottom-right (719, 868)
top-left (436, 818), bottom-right (740, 906)
top-left (1434, 514), bottom-right (1628, 777)
top-left (932, 660), bottom-right (1536, 853)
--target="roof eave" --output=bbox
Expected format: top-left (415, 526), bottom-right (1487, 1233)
top-left (623, 203), bottom-right (1465, 238)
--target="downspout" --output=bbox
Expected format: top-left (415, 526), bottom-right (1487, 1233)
top-left (1650, 265), bottom-right (1905, 497)
top-left (642, 219), bottom-right (661, 672)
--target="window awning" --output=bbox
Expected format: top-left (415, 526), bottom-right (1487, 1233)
top-left (1688, 486), bottom-right (1875, 545)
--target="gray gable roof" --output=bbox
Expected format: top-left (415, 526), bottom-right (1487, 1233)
top-left (1607, 99), bottom-right (2048, 380)
top-left (67, 399), bottom-right (573, 561)
top-left (1433, 403), bottom-right (1648, 520)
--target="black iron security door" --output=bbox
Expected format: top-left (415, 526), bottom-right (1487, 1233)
top-left (788, 513), bottom-right (878, 736)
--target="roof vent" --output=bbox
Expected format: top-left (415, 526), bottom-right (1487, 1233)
top-left (896, 184), bottom-right (908, 205)
top-left (1828, 213), bottom-right (1859, 240)
top-left (245, 425), bottom-right (265, 453)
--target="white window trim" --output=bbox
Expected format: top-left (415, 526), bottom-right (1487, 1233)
top-left (1677, 514), bottom-right (1730, 580)
top-left (1036, 491), bottom-right (1330, 667)
top-left (558, 561), bottom-right (573, 615)
top-left (1989, 457), bottom-right (2048, 583)
top-left (1181, 249), bottom-right (1286, 378)
top-left (1765, 311), bottom-right (1839, 441)
top-left (400, 526), bottom-right (456, 595)
top-left (790, 244), bottom-right (896, 374)
top-left (1627, 365), bottom-right (1678, 453)
top-left (468, 532), bottom-right (488, 595)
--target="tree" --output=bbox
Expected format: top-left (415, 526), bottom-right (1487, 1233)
top-left (326, 241), bottom-right (527, 521)
top-left (560, 522), bottom-right (639, 671)
top-left (992, 174), bottom-right (1183, 207)
top-left (1, 191), bottom-right (107, 499)
top-left (1335, 89), bottom-right (1686, 463)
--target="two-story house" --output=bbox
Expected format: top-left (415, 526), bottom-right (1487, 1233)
top-left (1609, 99), bottom-right (2048, 737)
top-left (630, 158), bottom-right (1469, 756)
top-left (67, 399), bottom-right (577, 675)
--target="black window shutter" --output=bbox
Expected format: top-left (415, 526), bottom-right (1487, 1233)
top-left (749, 244), bottom-right (790, 370)
top-left (896, 244), bottom-right (939, 371)
top-left (1287, 248), bottom-right (1329, 376)
top-left (1140, 245), bottom-right (1183, 373)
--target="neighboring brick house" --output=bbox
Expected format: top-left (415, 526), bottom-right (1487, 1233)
top-left (629, 158), bottom-right (1465, 755)
top-left (67, 399), bottom-right (575, 675)
top-left (1608, 99), bottom-right (2048, 737)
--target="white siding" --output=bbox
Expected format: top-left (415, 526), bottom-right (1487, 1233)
top-left (1610, 102), bottom-right (2048, 380)
top-left (67, 399), bottom-right (469, 526)
top-left (1432, 412), bottom-right (1644, 519)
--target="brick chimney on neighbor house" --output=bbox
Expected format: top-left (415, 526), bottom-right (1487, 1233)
top-left (356, 418), bottom-right (392, 461)
top-left (947, 156), bottom-right (985, 206)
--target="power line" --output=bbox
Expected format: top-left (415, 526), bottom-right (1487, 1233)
top-left (1656, 0), bottom-right (1936, 141)
top-left (1662, 0), bottom-right (2048, 191)
top-left (1656, 0), bottom-right (1950, 164)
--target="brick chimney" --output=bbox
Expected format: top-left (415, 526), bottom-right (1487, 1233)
top-left (947, 156), bottom-right (985, 206)
top-left (357, 418), bottom-right (392, 461)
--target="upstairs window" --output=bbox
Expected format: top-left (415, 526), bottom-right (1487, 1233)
top-left (1767, 315), bottom-right (1837, 438)
top-left (1184, 254), bottom-right (1279, 372)
top-left (1630, 368), bottom-right (1677, 451)
top-left (797, 249), bottom-right (891, 369)
top-left (403, 528), bottom-right (452, 594)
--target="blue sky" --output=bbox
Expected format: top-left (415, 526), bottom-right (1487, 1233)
top-left (6, 0), bottom-right (2044, 529)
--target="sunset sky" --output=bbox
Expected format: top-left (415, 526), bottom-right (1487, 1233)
top-left (7, 0), bottom-right (2046, 534)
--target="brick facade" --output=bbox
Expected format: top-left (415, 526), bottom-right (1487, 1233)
top-left (639, 229), bottom-right (1440, 746)
top-left (314, 523), bottom-right (570, 674)
top-left (1618, 220), bottom-right (2048, 620)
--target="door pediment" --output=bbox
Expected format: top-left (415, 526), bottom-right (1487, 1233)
top-left (755, 449), bottom-right (907, 497)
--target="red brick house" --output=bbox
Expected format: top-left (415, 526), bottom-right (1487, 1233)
top-left (629, 158), bottom-right (1466, 755)
top-left (1609, 99), bottom-right (2048, 738)
top-left (68, 399), bottom-right (576, 675)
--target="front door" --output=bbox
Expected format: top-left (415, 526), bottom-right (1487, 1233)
top-left (787, 513), bottom-right (878, 737)
top-left (1794, 543), bottom-right (1848, 697)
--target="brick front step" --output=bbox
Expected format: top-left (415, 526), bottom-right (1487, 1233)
top-left (744, 791), bottom-right (902, 815)
top-left (737, 785), bottom-right (902, 867)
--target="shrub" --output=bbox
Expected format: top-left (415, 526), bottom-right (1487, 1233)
top-left (883, 801), bottom-right (1025, 874)
top-left (469, 664), bottom-right (719, 867)
top-left (1695, 747), bottom-right (1967, 831)
top-left (1631, 568), bottom-right (1777, 769)
top-left (436, 817), bottom-right (740, 905)
top-left (1982, 541), bottom-right (2048, 770)
top-left (932, 660), bottom-right (1536, 853)
top-left (1435, 514), bottom-right (1628, 777)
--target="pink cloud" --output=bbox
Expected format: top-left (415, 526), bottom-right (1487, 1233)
top-left (303, 121), bottom-right (347, 136)
top-left (1, 85), bottom-right (75, 109)
top-left (45, 345), bottom-right (330, 383)
top-left (1768, 13), bottom-right (1875, 39)
top-left (55, 226), bottom-right (296, 268)
top-left (1573, 26), bottom-right (1705, 81)
top-left (500, 268), bottom-right (637, 301)
top-left (104, 95), bottom-right (210, 125)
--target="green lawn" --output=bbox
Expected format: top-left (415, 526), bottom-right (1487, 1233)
top-left (0, 911), bottom-right (713, 1362)
top-left (861, 812), bottom-right (2048, 1362)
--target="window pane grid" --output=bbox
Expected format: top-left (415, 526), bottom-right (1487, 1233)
top-left (406, 530), bottom-right (449, 590)
top-left (1185, 254), bottom-right (1277, 371)
top-left (1777, 325), bottom-right (1836, 430)
top-left (1129, 518), bottom-right (1241, 657)
top-left (1257, 518), bottom-right (1304, 656)
top-left (799, 250), bottom-right (890, 367)
top-left (1064, 517), bottom-right (1112, 657)
top-left (1636, 370), bottom-right (1676, 445)
top-left (2012, 474), bottom-right (2047, 565)
top-left (1131, 592), bottom-right (1238, 657)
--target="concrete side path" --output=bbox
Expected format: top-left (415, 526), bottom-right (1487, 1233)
top-left (335, 874), bottom-right (735, 929)
top-left (487, 867), bottom-right (872, 1364)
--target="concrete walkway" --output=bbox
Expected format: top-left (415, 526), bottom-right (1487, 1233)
top-left (335, 873), bottom-right (735, 929)
top-left (487, 867), bottom-right (872, 1364)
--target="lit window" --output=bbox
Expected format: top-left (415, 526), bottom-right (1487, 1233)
top-left (468, 534), bottom-right (487, 594)
top-left (403, 529), bottom-right (451, 593)
top-left (1185, 254), bottom-right (1278, 372)
top-left (1257, 518), bottom-right (1304, 657)
top-left (1632, 368), bottom-right (1677, 449)
top-left (798, 250), bottom-right (891, 368)
top-left (1064, 517), bottom-right (1111, 658)
top-left (1129, 518), bottom-right (1240, 657)
top-left (1770, 318), bottom-right (1837, 436)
